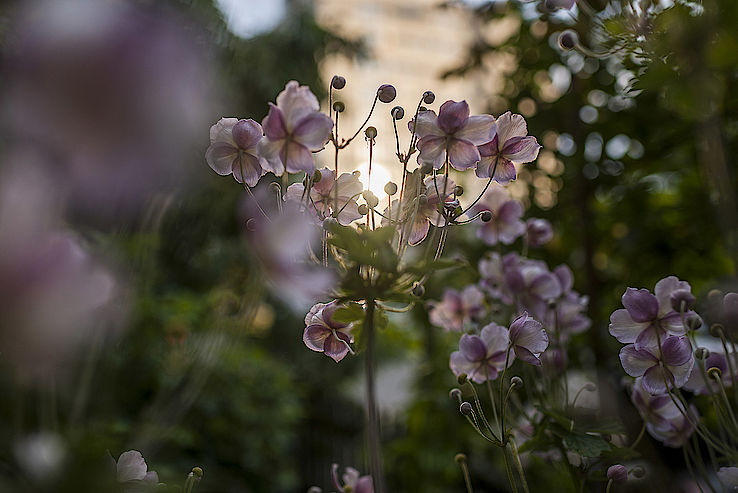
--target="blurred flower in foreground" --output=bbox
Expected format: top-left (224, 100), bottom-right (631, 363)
top-left (429, 285), bottom-right (485, 332)
top-left (630, 377), bottom-right (696, 447)
top-left (244, 194), bottom-right (335, 311)
top-left (14, 433), bottom-right (66, 483)
top-left (3, 0), bottom-right (212, 220)
top-left (0, 165), bottom-right (120, 381)
top-left (468, 184), bottom-right (526, 246)
top-left (114, 450), bottom-right (159, 493)
top-left (331, 463), bottom-right (373, 493)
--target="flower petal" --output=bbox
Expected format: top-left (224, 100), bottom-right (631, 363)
top-left (455, 115), bottom-right (497, 145)
top-left (480, 322), bottom-right (510, 357)
top-left (641, 365), bottom-right (669, 394)
top-left (262, 104), bottom-right (287, 140)
top-left (447, 139), bottom-right (481, 170)
top-left (411, 110), bottom-right (442, 139)
top-left (232, 119), bottom-right (263, 150)
top-left (619, 344), bottom-right (657, 378)
top-left (437, 100), bottom-right (470, 134)
top-left (117, 451), bottom-right (148, 482)
top-left (654, 276), bottom-right (691, 316)
top-left (493, 158), bottom-right (517, 184)
top-left (661, 336), bottom-right (692, 367)
top-left (205, 142), bottom-right (238, 176)
top-left (324, 332), bottom-right (351, 362)
top-left (622, 288), bottom-right (659, 323)
top-left (417, 136), bottom-right (446, 168)
top-left (336, 200), bottom-right (362, 225)
top-left (501, 136), bottom-right (541, 164)
top-left (209, 117), bottom-right (238, 144)
top-left (257, 137), bottom-right (286, 176)
top-left (293, 112), bottom-right (334, 150)
top-left (303, 324), bottom-right (330, 352)
top-left (232, 153), bottom-right (265, 187)
top-left (406, 216), bottom-right (430, 246)
top-left (514, 345), bottom-right (542, 366)
top-left (282, 141), bottom-right (315, 174)
top-left (459, 334), bottom-right (487, 362)
top-left (495, 112), bottom-right (528, 145)
top-left (275, 80), bottom-right (320, 131)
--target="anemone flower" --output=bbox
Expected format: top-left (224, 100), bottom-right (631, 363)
top-left (206, 118), bottom-right (267, 186)
top-left (475, 112), bottom-right (541, 183)
top-left (303, 301), bottom-right (353, 362)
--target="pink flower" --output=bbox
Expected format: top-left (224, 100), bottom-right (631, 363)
top-left (429, 285), bottom-right (485, 332)
top-left (619, 336), bottom-right (694, 394)
top-left (303, 301), bottom-right (353, 362)
top-left (285, 168), bottom-right (363, 225)
top-left (384, 175), bottom-right (459, 246)
top-left (206, 118), bottom-right (267, 186)
top-left (609, 276), bottom-right (695, 348)
top-left (630, 376), bottom-right (697, 447)
top-left (468, 184), bottom-right (526, 246)
top-left (116, 450), bottom-right (158, 485)
top-left (509, 312), bottom-right (548, 366)
top-left (413, 100), bottom-right (496, 171)
top-left (450, 323), bottom-right (513, 383)
top-left (476, 112), bottom-right (541, 183)
top-left (526, 218), bottom-right (553, 247)
top-left (331, 464), bottom-right (373, 493)
top-left (259, 81), bottom-right (333, 175)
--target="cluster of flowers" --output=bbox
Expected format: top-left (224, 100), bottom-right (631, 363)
top-left (424, 184), bottom-right (590, 382)
top-left (609, 278), bottom-right (738, 487)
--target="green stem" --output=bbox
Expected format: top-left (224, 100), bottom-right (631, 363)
top-left (509, 438), bottom-right (530, 493)
top-left (364, 300), bottom-right (384, 493)
top-left (503, 446), bottom-right (519, 493)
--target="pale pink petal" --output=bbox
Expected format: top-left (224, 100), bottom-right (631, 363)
top-left (450, 351), bottom-right (478, 377)
top-left (417, 136), bottom-right (446, 167)
top-left (609, 309), bottom-right (648, 343)
top-left (209, 117), bottom-right (238, 144)
top-left (641, 365), bottom-right (669, 394)
top-left (447, 139), bottom-right (482, 170)
top-left (282, 141), bottom-right (315, 174)
top-left (474, 155), bottom-right (498, 179)
top-left (502, 136), bottom-right (541, 164)
top-left (262, 104), bottom-right (287, 140)
top-left (660, 312), bottom-right (687, 335)
top-left (412, 110), bottom-right (442, 139)
top-left (480, 323), bottom-right (510, 356)
top-left (478, 136), bottom-right (499, 157)
top-left (455, 115), bottom-right (497, 145)
top-left (619, 345), bottom-right (657, 378)
top-left (654, 276), bottom-right (691, 316)
top-left (312, 168), bottom-right (335, 195)
top-left (514, 346), bottom-right (542, 366)
top-left (493, 158), bottom-right (517, 184)
top-left (407, 217), bottom-right (430, 246)
top-left (293, 112), bottom-right (334, 150)
top-left (231, 153), bottom-right (265, 187)
top-left (285, 183), bottom-right (306, 204)
top-left (275, 80), bottom-right (320, 131)
top-left (459, 334), bottom-right (487, 362)
top-left (324, 332), bottom-right (351, 362)
top-left (336, 200), bottom-right (362, 225)
top-left (117, 451), bottom-right (147, 482)
top-left (496, 112), bottom-right (528, 145)
top-left (335, 172), bottom-right (363, 199)
top-left (257, 137), bottom-right (286, 176)
top-left (205, 142), bottom-right (238, 176)
top-left (303, 324), bottom-right (331, 352)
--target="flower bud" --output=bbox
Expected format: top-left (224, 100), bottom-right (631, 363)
top-left (312, 169), bottom-right (323, 183)
top-left (459, 402), bottom-right (473, 415)
top-left (365, 126), bottom-right (377, 139)
top-left (418, 194), bottom-right (428, 206)
top-left (457, 373), bottom-right (468, 385)
top-left (358, 204), bottom-right (369, 215)
top-left (481, 211), bottom-right (493, 222)
top-left (454, 185), bottom-right (464, 196)
top-left (631, 466), bottom-right (646, 479)
top-left (685, 313), bottom-right (703, 331)
top-left (449, 388), bottom-right (462, 402)
top-left (384, 182), bottom-right (398, 195)
top-left (192, 467), bottom-right (204, 478)
top-left (710, 323), bottom-right (726, 338)
top-left (377, 84), bottom-right (397, 103)
top-left (510, 376), bottom-right (523, 388)
top-left (420, 162), bottom-right (434, 175)
top-left (558, 30), bottom-right (578, 50)
top-left (670, 289), bottom-right (696, 312)
top-left (391, 106), bottom-right (405, 120)
top-left (708, 366), bottom-right (723, 380)
top-left (607, 464), bottom-right (628, 482)
top-left (332, 101), bottom-right (345, 113)
top-left (363, 191), bottom-right (379, 209)
top-left (454, 453), bottom-right (467, 463)
top-left (695, 347), bottom-right (710, 360)
top-left (422, 91), bottom-right (436, 104)
top-left (353, 170), bottom-right (361, 178)
top-left (331, 75), bottom-right (346, 89)
top-left (412, 282), bottom-right (425, 297)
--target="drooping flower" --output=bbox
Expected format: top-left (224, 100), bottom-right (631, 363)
top-left (619, 336), bottom-right (694, 394)
top-left (331, 464), bottom-right (373, 493)
top-left (475, 112), bottom-right (541, 183)
top-left (303, 301), bottom-right (354, 362)
top-left (428, 285), bottom-right (485, 332)
top-left (684, 351), bottom-right (732, 395)
top-left (508, 312), bottom-right (548, 365)
top-left (259, 81), bottom-right (333, 175)
top-left (206, 118), bottom-right (267, 186)
top-left (413, 100), bottom-right (496, 170)
top-left (630, 377), bottom-right (697, 448)
top-left (116, 450), bottom-right (158, 484)
top-left (384, 175), bottom-right (458, 246)
top-left (609, 276), bottom-right (696, 348)
top-left (285, 168), bottom-right (363, 225)
top-left (526, 218), bottom-right (553, 247)
top-left (468, 183), bottom-right (526, 246)
top-left (449, 323), bottom-right (513, 383)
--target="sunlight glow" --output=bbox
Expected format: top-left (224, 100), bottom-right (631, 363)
top-left (355, 162), bottom-right (393, 198)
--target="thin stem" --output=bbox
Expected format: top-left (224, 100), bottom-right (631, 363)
top-left (339, 95), bottom-right (379, 149)
top-left (364, 300), bottom-right (385, 493)
top-left (503, 447), bottom-right (519, 493)
top-left (459, 459), bottom-right (474, 493)
top-left (508, 438), bottom-right (530, 493)
top-left (629, 421), bottom-right (647, 450)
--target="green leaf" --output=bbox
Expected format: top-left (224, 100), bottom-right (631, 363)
top-left (375, 307), bottom-right (389, 330)
top-left (332, 302), bottom-right (365, 324)
top-left (562, 433), bottom-right (611, 458)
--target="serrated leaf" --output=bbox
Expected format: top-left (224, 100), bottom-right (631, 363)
top-left (563, 433), bottom-right (611, 458)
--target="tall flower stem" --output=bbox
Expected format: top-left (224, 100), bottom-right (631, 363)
top-left (364, 299), bottom-right (385, 493)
